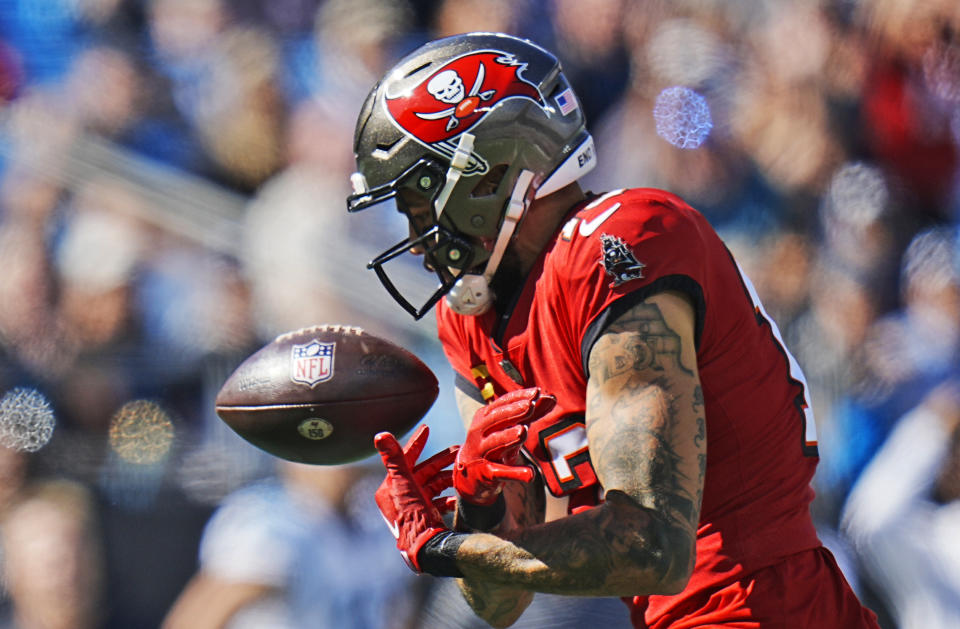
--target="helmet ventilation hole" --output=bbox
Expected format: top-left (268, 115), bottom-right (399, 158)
top-left (404, 62), bottom-right (432, 78)
top-left (470, 164), bottom-right (509, 198)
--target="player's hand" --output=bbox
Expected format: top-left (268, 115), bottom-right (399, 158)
top-left (454, 388), bottom-right (554, 505)
top-left (374, 425), bottom-right (458, 572)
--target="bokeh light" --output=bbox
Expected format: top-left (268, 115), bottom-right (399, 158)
top-left (653, 86), bottom-right (713, 149)
top-left (0, 387), bottom-right (56, 452)
top-left (823, 162), bottom-right (889, 229)
top-left (108, 399), bottom-right (175, 465)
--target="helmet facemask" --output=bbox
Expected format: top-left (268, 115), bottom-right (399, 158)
top-left (348, 152), bottom-right (482, 320)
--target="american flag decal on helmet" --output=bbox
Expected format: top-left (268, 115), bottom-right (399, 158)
top-left (555, 88), bottom-right (577, 115)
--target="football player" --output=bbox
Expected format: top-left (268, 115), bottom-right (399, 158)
top-left (347, 32), bottom-right (881, 629)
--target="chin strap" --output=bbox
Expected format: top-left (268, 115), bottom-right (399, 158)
top-left (434, 133), bottom-right (475, 220)
top-left (482, 169), bottom-right (534, 285)
top-left (446, 169), bottom-right (535, 316)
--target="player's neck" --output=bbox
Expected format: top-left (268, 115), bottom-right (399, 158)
top-left (510, 183), bottom-right (586, 276)
top-left (489, 183), bottom-right (587, 312)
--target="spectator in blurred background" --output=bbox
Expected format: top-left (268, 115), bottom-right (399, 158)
top-left (0, 170), bottom-right (62, 378)
top-left (0, 479), bottom-right (104, 629)
top-left (163, 461), bottom-right (418, 629)
top-left (842, 379), bottom-right (960, 629)
top-left (0, 446), bottom-right (26, 513)
top-left (0, 1), bottom-right (953, 628)
top-left (825, 226), bottom-right (960, 511)
top-left (856, 0), bottom-right (960, 223)
top-left (147, 0), bottom-right (288, 192)
top-left (544, 0), bottom-right (630, 124)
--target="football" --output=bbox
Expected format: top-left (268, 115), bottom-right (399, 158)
top-left (215, 324), bottom-right (439, 465)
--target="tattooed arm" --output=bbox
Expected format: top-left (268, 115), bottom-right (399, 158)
top-left (580, 290), bottom-right (704, 587)
top-left (448, 291), bottom-right (706, 627)
top-left (453, 386), bottom-right (544, 627)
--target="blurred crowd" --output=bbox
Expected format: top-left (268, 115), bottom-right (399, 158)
top-left (0, 0), bottom-right (957, 628)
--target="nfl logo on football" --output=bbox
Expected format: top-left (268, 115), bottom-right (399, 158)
top-left (290, 340), bottom-right (335, 387)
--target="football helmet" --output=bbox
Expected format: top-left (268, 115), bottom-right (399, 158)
top-left (347, 32), bottom-right (596, 319)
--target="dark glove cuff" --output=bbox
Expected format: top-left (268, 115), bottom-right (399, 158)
top-left (417, 530), bottom-right (466, 578)
top-left (457, 492), bottom-right (506, 532)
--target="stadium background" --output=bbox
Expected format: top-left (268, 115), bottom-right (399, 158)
top-left (0, 0), bottom-right (958, 627)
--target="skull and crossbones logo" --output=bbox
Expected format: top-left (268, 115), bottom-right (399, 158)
top-left (428, 70), bottom-right (465, 103)
top-left (417, 63), bottom-right (496, 131)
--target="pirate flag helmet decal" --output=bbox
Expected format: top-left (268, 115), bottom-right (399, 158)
top-left (347, 32), bottom-right (596, 320)
top-left (385, 51), bottom-right (544, 153)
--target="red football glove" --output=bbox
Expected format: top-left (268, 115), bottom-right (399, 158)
top-left (454, 387), bottom-right (554, 506)
top-left (374, 425), bottom-right (458, 572)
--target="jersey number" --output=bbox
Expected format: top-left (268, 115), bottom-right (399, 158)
top-left (532, 415), bottom-right (598, 496)
top-left (738, 262), bottom-right (819, 456)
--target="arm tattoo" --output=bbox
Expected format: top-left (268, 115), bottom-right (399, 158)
top-left (451, 298), bottom-right (707, 602)
top-left (460, 578), bottom-right (533, 627)
top-left (456, 476), bottom-right (543, 623)
top-left (458, 490), bottom-right (694, 596)
top-left (502, 473), bottom-right (545, 530)
top-left (588, 303), bottom-right (695, 380)
top-left (587, 300), bottom-right (705, 542)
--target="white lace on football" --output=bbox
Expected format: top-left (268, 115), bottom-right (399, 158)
top-left (278, 324), bottom-right (364, 342)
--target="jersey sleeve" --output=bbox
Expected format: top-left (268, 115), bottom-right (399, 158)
top-left (436, 305), bottom-right (472, 378)
top-left (548, 189), bottom-right (710, 377)
top-left (436, 304), bottom-right (487, 403)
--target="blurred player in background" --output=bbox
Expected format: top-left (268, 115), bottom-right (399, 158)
top-left (346, 32), bottom-right (881, 628)
top-left (162, 461), bottom-right (415, 629)
top-left (842, 379), bottom-right (960, 629)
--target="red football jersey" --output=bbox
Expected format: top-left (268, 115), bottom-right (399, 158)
top-left (437, 188), bottom-right (829, 626)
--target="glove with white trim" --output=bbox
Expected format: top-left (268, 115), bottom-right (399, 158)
top-left (374, 425), bottom-right (462, 574)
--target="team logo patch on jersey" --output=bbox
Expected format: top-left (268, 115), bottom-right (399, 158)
top-left (599, 233), bottom-right (645, 287)
top-left (384, 50), bottom-right (545, 173)
top-left (290, 340), bottom-right (335, 387)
